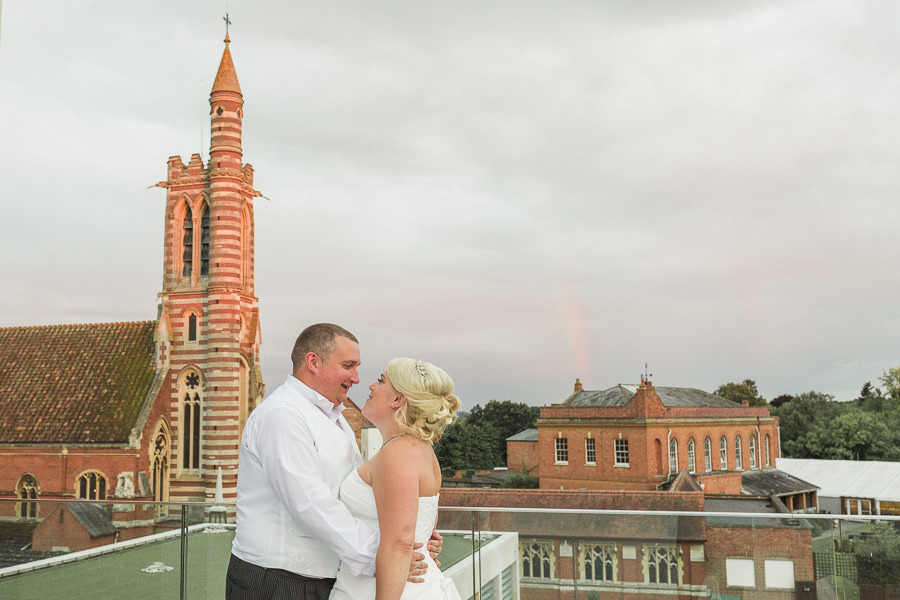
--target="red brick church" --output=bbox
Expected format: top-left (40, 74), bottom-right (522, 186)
top-left (0, 34), bottom-right (264, 532)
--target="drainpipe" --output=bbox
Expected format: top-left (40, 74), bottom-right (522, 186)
top-left (777, 422), bottom-right (782, 462)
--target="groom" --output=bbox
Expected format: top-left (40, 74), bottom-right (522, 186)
top-left (226, 323), bottom-right (438, 600)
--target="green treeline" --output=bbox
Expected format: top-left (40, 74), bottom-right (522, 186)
top-left (772, 368), bottom-right (900, 461)
top-left (435, 400), bottom-right (539, 472)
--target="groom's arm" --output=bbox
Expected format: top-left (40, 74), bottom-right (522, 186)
top-left (255, 407), bottom-right (379, 576)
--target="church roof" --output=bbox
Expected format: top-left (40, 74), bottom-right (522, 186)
top-left (211, 35), bottom-right (242, 95)
top-left (0, 321), bottom-right (159, 444)
top-left (564, 384), bottom-right (739, 408)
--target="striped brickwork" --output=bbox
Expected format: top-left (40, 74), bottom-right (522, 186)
top-left (159, 36), bottom-right (263, 508)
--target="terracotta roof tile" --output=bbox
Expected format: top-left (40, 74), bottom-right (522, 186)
top-left (0, 321), bottom-right (158, 444)
top-left (211, 37), bottom-right (241, 96)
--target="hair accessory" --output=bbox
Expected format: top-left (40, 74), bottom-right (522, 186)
top-left (415, 360), bottom-right (427, 385)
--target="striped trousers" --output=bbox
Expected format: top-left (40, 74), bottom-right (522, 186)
top-left (225, 554), bottom-right (336, 600)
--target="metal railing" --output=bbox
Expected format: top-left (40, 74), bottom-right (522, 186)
top-left (1, 498), bottom-right (898, 600)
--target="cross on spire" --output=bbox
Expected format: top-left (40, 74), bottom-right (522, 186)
top-left (223, 12), bottom-right (232, 36)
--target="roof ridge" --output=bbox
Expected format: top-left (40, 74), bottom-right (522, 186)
top-left (0, 320), bottom-right (155, 332)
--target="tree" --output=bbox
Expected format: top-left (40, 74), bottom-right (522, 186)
top-left (715, 379), bottom-right (767, 407)
top-left (803, 409), bottom-right (900, 461)
top-left (434, 418), bottom-right (500, 471)
top-left (770, 391), bottom-right (837, 458)
top-left (465, 400), bottom-right (540, 464)
top-left (880, 367), bottom-right (900, 400)
top-left (434, 399), bottom-right (539, 470)
top-left (769, 394), bottom-right (793, 408)
top-left (855, 523), bottom-right (900, 584)
top-left (855, 381), bottom-right (885, 412)
top-left (501, 473), bottom-right (539, 489)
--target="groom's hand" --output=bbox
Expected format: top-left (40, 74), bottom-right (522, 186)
top-left (406, 544), bottom-right (428, 583)
top-left (427, 530), bottom-right (443, 567)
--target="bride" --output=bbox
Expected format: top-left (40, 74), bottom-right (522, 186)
top-left (330, 358), bottom-right (462, 600)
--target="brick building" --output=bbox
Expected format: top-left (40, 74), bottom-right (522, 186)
top-left (439, 488), bottom-right (815, 600)
top-left (0, 33), bottom-right (264, 530)
top-left (526, 378), bottom-right (781, 494)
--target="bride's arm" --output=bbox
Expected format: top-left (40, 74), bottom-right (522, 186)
top-left (372, 441), bottom-right (420, 600)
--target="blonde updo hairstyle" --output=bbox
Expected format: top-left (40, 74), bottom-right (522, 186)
top-left (386, 358), bottom-right (460, 443)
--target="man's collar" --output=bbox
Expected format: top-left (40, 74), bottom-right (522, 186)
top-left (285, 375), bottom-right (346, 422)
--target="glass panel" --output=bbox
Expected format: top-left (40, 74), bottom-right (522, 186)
top-left (1, 500), bottom-right (896, 600)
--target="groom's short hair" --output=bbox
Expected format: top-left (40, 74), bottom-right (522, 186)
top-left (291, 323), bottom-right (358, 371)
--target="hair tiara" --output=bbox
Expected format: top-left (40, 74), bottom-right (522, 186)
top-left (415, 360), bottom-right (427, 385)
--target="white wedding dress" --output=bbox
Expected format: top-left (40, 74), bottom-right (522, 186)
top-left (330, 469), bottom-right (462, 600)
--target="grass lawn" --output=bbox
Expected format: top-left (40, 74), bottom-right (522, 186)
top-left (0, 529), bottom-right (475, 600)
top-left (0, 530), bottom-right (233, 600)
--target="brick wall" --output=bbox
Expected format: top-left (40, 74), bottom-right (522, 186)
top-left (32, 505), bottom-right (116, 552)
top-left (507, 440), bottom-right (539, 475)
top-left (705, 524), bottom-right (815, 597)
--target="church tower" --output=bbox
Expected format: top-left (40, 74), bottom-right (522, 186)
top-left (157, 32), bottom-right (264, 512)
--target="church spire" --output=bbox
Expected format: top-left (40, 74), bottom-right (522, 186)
top-left (211, 33), bottom-right (242, 96)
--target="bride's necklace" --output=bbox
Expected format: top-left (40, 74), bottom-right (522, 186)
top-left (380, 432), bottom-right (408, 450)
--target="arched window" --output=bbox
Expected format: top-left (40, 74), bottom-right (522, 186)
top-left (181, 204), bottom-right (193, 277)
top-left (16, 474), bottom-right (39, 519)
top-left (749, 435), bottom-right (757, 469)
top-left (687, 438), bottom-right (696, 473)
top-left (735, 436), bottom-right (743, 470)
top-left (765, 434), bottom-right (771, 467)
top-left (179, 370), bottom-right (203, 471)
top-left (720, 436), bottom-right (728, 469)
top-left (152, 421), bottom-right (170, 518)
top-left (668, 439), bottom-right (679, 475)
top-left (200, 205), bottom-right (210, 276)
top-left (704, 437), bottom-right (712, 472)
top-left (188, 313), bottom-right (198, 341)
top-left (77, 471), bottom-right (107, 500)
top-left (184, 310), bottom-right (201, 343)
top-left (645, 545), bottom-right (681, 584)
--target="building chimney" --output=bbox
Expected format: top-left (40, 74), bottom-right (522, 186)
top-left (574, 378), bottom-right (583, 392)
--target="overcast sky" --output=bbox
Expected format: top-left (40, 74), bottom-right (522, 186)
top-left (2, 1), bottom-right (898, 409)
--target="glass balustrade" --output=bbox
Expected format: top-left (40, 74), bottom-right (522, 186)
top-left (1, 498), bottom-right (898, 600)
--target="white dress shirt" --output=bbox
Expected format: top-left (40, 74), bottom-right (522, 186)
top-left (231, 375), bottom-right (379, 577)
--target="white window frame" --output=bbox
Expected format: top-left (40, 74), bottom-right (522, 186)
top-left (704, 437), bottom-right (712, 472)
top-left (720, 436), bottom-right (728, 469)
top-left (555, 438), bottom-right (568, 465)
top-left (735, 436), bottom-right (743, 470)
top-left (687, 438), bottom-right (696, 473)
top-left (585, 438), bottom-right (596, 466)
top-left (614, 439), bottom-right (629, 466)
top-left (669, 439), bottom-right (679, 474)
